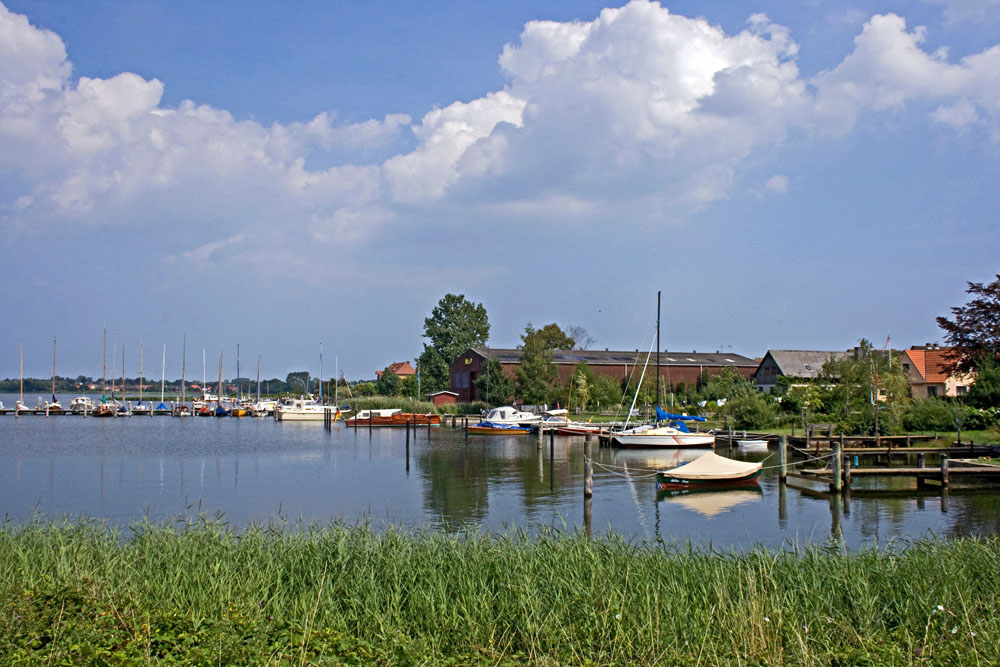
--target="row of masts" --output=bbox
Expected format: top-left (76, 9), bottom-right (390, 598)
top-left (19, 332), bottom-right (336, 409)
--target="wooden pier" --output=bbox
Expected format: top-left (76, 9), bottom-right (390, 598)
top-left (776, 435), bottom-right (1000, 491)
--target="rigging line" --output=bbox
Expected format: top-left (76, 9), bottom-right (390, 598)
top-left (622, 331), bottom-right (657, 431)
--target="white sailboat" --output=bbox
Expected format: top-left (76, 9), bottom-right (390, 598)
top-left (45, 337), bottom-right (64, 413)
top-left (153, 344), bottom-right (171, 415)
top-left (132, 342), bottom-right (150, 415)
top-left (15, 342), bottom-right (31, 414)
top-left (608, 292), bottom-right (715, 449)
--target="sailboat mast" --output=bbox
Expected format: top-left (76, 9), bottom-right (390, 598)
top-left (335, 355), bottom-right (338, 405)
top-left (319, 343), bottom-right (323, 403)
top-left (19, 341), bottom-right (23, 405)
top-left (181, 335), bottom-right (186, 405)
top-left (202, 349), bottom-right (206, 396)
top-left (656, 290), bottom-right (661, 411)
top-left (256, 355), bottom-right (261, 403)
top-left (217, 351), bottom-right (223, 406)
top-left (51, 337), bottom-right (57, 402)
top-left (160, 344), bottom-right (166, 403)
top-left (121, 343), bottom-right (125, 405)
top-left (102, 329), bottom-right (107, 396)
top-left (139, 342), bottom-right (144, 404)
top-left (237, 343), bottom-right (240, 402)
top-left (111, 336), bottom-right (117, 401)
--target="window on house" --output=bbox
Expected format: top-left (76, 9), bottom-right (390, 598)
top-left (957, 386), bottom-right (968, 395)
top-left (927, 386), bottom-right (938, 397)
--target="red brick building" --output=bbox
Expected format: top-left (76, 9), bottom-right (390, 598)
top-left (449, 348), bottom-right (758, 403)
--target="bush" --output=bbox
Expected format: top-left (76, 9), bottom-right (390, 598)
top-left (902, 398), bottom-right (957, 432)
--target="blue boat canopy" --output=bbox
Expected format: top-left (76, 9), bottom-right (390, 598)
top-left (155, 402), bottom-right (169, 411)
top-left (656, 406), bottom-right (705, 422)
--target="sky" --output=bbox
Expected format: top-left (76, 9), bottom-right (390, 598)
top-left (1, 0), bottom-right (998, 382)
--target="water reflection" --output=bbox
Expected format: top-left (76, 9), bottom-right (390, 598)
top-left (1, 406), bottom-right (999, 549)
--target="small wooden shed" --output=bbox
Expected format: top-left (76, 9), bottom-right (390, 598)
top-left (426, 390), bottom-right (459, 406)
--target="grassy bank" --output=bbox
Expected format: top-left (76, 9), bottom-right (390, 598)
top-left (2, 520), bottom-right (998, 665)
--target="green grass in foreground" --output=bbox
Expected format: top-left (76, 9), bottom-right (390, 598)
top-left (2, 520), bottom-right (999, 665)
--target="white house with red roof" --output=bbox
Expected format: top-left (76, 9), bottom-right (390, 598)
top-left (900, 345), bottom-right (974, 399)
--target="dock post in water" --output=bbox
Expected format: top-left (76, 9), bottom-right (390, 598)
top-left (917, 452), bottom-right (926, 489)
top-left (844, 453), bottom-right (852, 488)
top-left (778, 435), bottom-right (787, 484)
top-left (831, 439), bottom-right (842, 493)
top-left (941, 455), bottom-right (950, 488)
top-left (584, 434), bottom-right (594, 498)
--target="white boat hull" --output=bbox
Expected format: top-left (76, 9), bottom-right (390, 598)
top-left (611, 432), bottom-right (715, 448)
top-left (276, 410), bottom-right (326, 421)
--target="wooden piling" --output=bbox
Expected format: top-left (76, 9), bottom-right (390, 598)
top-left (832, 439), bottom-right (842, 493)
top-left (584, 436), bottom-right (593, 498)
top-left (844, 454), bottom-right (852, 487)
top-left (941, 455), bottom-right (950, 487)
top-left (779, 435), bottom-right (787, 484)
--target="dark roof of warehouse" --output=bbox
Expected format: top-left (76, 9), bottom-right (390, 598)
top-left (468, 348), bottom-right (757, 367)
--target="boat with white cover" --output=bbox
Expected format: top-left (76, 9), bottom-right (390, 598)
top-left (479, 405), bottom-right (541, 427)
top-left (656, 451), bottom-right (763, 490)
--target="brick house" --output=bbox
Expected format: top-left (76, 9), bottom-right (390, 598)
top-left (449, 348), bottom-right (758, 403)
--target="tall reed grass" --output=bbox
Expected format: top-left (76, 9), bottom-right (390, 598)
top-left (1, 518), bottom-right (997, 664)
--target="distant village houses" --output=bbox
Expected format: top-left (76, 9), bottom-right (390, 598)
top-left (376, 361), bottom-right (416, 380)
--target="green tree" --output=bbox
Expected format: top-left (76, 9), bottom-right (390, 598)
top-left (591, 374), bottom-right (625, 412)
top-left (820, 340), bottom-right (908, 435)
top-left (400, 375), bottom-right (419, 399)
top-left (473, 358), bottom-right (516, 405)
top-left (375, 369), bottom-right (401, 396)
top-left (936, 274), bottom-right (1000, 374)
top-left (570, 362), bottom-right (595, 410)
top-left (285, 371), bottom-right (309, 393)
top-left (966, 356), bottom-right (1000, 409)
top-left (516, 323), bottom-right (571, 405)
top-left (417, 294), bottom-right (490, 393)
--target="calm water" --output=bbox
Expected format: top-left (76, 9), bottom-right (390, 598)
top-left (2, 394), bottom-right (999, 549)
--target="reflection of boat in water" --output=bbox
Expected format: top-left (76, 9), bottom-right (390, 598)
top-left (613, 447), bottom-right (706, 471)
top-left (737, 439), bottom-right (769, 452)
top-left (656, 451), bottom-right (763, 490)
top-left (656, 487), bottom-right (763, 517)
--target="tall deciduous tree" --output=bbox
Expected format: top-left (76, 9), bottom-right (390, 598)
top-left (936, 274), bottom-right (1000, 374)
top-left (516, 323), bottom-right (573, 405)
top-left (417, 294), bottom-right (490, 393)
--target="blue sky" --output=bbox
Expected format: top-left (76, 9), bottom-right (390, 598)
top-left (1, 0), bottom-right (998, 382)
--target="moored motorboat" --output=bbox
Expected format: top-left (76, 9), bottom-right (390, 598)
top-left (466, 421), bottom-right (532, 435)
top-left (478, 405), bottom-right (541, 427)
top-left (174, 404), bottom-right (192, 417)
top-left (68, 396), bottom-right (94, 414)
top-left (655, 451), bottom-right (763, 490)
top-left (274, 396), bottom-right (327, 421)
